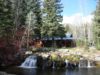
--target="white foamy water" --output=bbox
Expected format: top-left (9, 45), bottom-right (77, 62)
top-left (20, 55), bottom-right (37, 68)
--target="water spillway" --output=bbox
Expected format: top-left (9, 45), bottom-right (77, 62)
top-left (79, 59), bottom-right (95, 68)
top-left (20, 55), bottom-right (37, 68)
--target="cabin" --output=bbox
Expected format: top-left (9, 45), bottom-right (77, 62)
top-left (32, 33), bottom-right (76, 48)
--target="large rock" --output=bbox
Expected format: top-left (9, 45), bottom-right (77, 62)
top-left (54, 61), bottom-right (66, 69)
top-left (95, 56), bottom-right (100, 61)
top-left (0, 71), bottom-right (15, 75)
top-left (36, 56), bottom-right (44, 68)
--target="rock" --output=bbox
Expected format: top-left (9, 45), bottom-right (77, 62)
top-left (89, 46), bottom-right (96, 50)
top-left (0, 71), bottom-right (16, 75)
top-left (67, 62), bottom-right (77, 69)
top-left (36, 56), bottom-right (44, 68)
top-left (53, 60), bottom-right (66, 69)
top-left (43, 59), bottom-right (53, 69)
top-left (25, 51), bottom-right (32, 55)
top-left (0, 71), bottom-right (6, 75)
top-left (95, 56), bottom-right (100, 61)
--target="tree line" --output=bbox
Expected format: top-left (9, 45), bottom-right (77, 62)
top-left (0, 0), bottom-right (65, 48)
top-left (93, 0), bottom-right (100, 50)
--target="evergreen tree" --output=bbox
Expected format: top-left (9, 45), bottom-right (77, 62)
top-left (93, 0), bottom-right (100, 49)
top-left (12, 0), bottom-right (27, 28)
top-left (25, 0), bottom-right (42, 39)
top-left (31, 0), bottom-right (42, 38)
top-left (42, 0), bottom-right (65, 38)
top-left (0, 0), bottom-right (14, 44)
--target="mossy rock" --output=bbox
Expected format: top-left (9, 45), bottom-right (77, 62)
top-left (49, 54), bottom-right (58, 61)
top-left (55, 60), bottom-right (66, 69)
top-left (63, 55), bottom-right (80, 62)
top-left (95, 61), bottom-right (100, 67)
top-left (49, 53), bottom-right (64, 62)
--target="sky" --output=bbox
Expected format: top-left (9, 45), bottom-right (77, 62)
top-left (61, 0), bottom-right (97, 25)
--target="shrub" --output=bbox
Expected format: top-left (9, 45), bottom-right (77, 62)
top-left (63, 55), bottom-right (80, 62)
top-left (76, 39), bottom-right (85, 47)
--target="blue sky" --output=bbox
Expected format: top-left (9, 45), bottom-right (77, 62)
top-left (61, 0), bottom-right (96, 16)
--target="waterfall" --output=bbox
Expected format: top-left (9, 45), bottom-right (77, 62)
top-left (87, 60), bottom-right (91, 68)
top-left (20, 55), bottom-right (37, 68)
top-left (52, 61), bottom-right (55, 69)
top-left (65, 59), bottom-right (69, 68)
top-left (79, 59), bottom-right (95, 68)
top-left (87, 60), bottom-right (96, 68)
top-left (79, 59), bottom-right (87, 68)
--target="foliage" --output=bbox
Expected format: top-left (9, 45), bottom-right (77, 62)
top-left (63, 55), bottom-right (80, 62)
top-left (95, 38), bottom-right (100, 50)
top-left (25, 0), bottom-right (43, 39)
top-left (76, 38), bottom-right (89, 49)
top-left (31, 0), bottom-right (42, 38)
top-left (12, 0), bottom-right (42, 31)
top-left (12, 0), bottom-right (28, 27)
top-left (49, 54), bottom-right (80, 63)
top-left (76, 39), bottom-right (85, 47)
top-left (41, 0), bottom-right (65, 38)
top-left (31, 47), bottom-right (56, 52)
top-left (95, 61), bottom-right (100, 67)
top-left (50, 54), bottom-right (64, 61)
top-left (65, 24), bottom-right (72, 33)
top-left (0, 0), bottom-right (14, 43)
top-left (93, 0), bottom-right (100, 50)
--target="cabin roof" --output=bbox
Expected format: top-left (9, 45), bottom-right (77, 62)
top-left (41, 37), bottom-right (74, 40)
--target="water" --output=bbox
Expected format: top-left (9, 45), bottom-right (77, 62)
top-left (0, 67), bottom-right (100, 75)
top-left (1, 55), bottom-right (98, 75)
top-left (79, 59), bottom-right (95, 68)
top-left (20, 55), bottom-right (37, 68)
top-left (20, 55), bottom-right (95, 69)
top-left (52, 62), bottom-right (55, 69)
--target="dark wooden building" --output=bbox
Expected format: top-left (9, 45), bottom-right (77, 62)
top-left (32, 33), bottom-right (76, 48)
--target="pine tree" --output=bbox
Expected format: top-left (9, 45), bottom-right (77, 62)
top-left (42, 0), bottom-right (65, 38)
top-left (42, 0), bottom-right (65, 47)
top-left (27, 0), bottom-right (42, 38)
top-left (0, 0), bottom-right (14, 44)
top-left (31, 0), bottom-right (42, 39)
top-left (93, 0), bottom-right (100, 49)
top-left (25, 0), bottom-right (42, 50)
top-left (12, 0), bottom-right (27, 28)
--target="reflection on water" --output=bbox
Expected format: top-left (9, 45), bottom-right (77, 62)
top-left (0, 67), bottom-right (100, 75)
